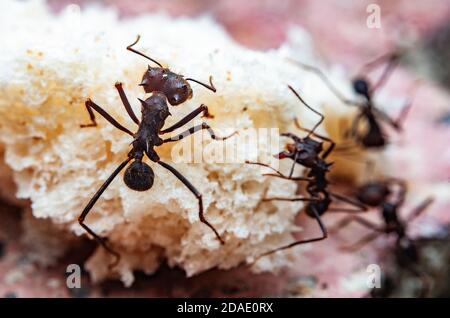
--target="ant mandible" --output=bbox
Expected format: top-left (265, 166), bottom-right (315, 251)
top-left (291, 52), bottom-right (412, 149)
top-left (332, 178), bottom-right (434, 296)
top-left (79, 35), bottom-right (233, 267)
top-left (246, 85), bottom-right (367, 259)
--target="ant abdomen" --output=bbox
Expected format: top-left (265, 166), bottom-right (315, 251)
top-left (124, 161), bottom-right (155, 191)
top-left (361, 126), bottom-right (386, 148)
top-left (306, 197), bottom-right (330, 218)
top-left (396, 238), bottom-right (419, 265)
top-left (356, 182), bottom-right (390, 207)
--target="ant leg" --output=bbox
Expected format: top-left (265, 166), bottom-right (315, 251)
top-left (262, 173), bottom-right (311, 182)
top-left (160, 104), bottom-right (213, 134)
top-left (360, 52), bottom-right (399, 73)
top-left (394, 100), bottom-right (413, 128)
top-left (157, 160), bottom-right (224, 245)
top-left (263, 197), bottom-right (318, 202)
top-left (330, 192), bottom-right (367, 212)
top-left (287, 151), bottom-right (299, 178)
top-left (79, 157), bottom-right (132, 268)
top-left (81, 99), bottom-right (134, 136)
top-left (81, 101), bottom-right (97, 128)
top-left (288, 85), bottom-right (324, 135)
top-left (245, 161), bottom-right (308, 181)
top-left (287, 60), bottom-right (361, 107)
top-left (327, 208), bottom-right (367, 213)
top-left (406, 197), bottom-right (434, 223)
top-left (329, 216), bottom-right (384, 234)
top-left (115, 82), bottom-right (140, 125)
top-left (373, 107), bottom-right (403, 132)
top-left (245, 160), bottom-right (285, 177)
top-left (163, 122), bottom-right (236, 143)
top-left (280, 132), bottom-right (302, 143)
top-left (256, 206), bottom-right (327, 259)
top-left (368, 54), bottom-right (399, 94)
top-left (340, 231), bottom-right (381, 252)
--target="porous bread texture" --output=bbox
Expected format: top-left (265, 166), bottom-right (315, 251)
top-left (0, 0), bottom-right (366, 285)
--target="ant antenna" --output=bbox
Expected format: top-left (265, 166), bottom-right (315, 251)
top-left (127, 35), bottom-right (163, 68)
top-left (288, 85), bottom-right (324, 137)
top-left (185, 76), bottom-right (217, 93)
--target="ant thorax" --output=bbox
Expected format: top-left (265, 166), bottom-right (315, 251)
top-left (306, 161), bottom-right (329, 191)
top-left (381, 202), bottom-right (400, 225)
top-left (287, 138), bottom-right (324, 168)
top-left (132, 92), bottom-right (171, 161)
top-left (140, 66), bottom-right (193, 105)
top-left (359, 112), bottom-right (386, 147)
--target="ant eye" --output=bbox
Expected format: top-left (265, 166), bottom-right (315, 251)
top-left (123, 161), bottom-right (154, 191)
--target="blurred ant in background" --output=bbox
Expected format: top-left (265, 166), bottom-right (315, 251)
top-left (331, 177), bottom-right (435, 297)
top-left (79, 35), bottom-right (234, 267)
top-left (291, 52), bottom-right (413, 150)
top-left (247, 85), bottom-right (367, 259)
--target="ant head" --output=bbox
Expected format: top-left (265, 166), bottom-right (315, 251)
top-left (140, 66), bottom-right (166, 93)
top-left (123, 160), bottom-right (155, 191)
top-left (356, 182), bottom-right (390, 207)
top-left (286, 143), bottom-right (296, 154)
top-left (164, 74), bottom-right (193, 106)
top-left (352, 77), bottom-right (370, 97)
top-left (140, 67), bottom-right (193, 106)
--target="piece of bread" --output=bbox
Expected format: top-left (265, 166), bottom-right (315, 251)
top-left (0, 0), bottom-right (365, 285)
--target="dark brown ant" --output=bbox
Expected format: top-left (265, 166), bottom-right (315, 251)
top-left (332, 178), bottom-right (435, 297)
top-left (246, 86), bottom-right (367, 259)
top-left (291, 52), bottom-right (412, 149)
top-left (79, 36), bottom-right (234, 267)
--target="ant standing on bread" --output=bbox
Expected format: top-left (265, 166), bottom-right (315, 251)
top-left (291, 52), bottom-right (413, 150)
top-left (246, 85), bottom-right (367, 259)
top-left (331, 178), bottom-right (435, 297)
top-left (79, 35), bottom-right (234, 267)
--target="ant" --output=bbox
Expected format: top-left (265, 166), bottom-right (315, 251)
top-left (246, 85), bottom-right (367, 259)
top-left (332, 178), bottom-right (435, 297)
top-left (79, 35), bottom-right (234, 267)
top-left (290, 52), bottom-right (412, 149)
